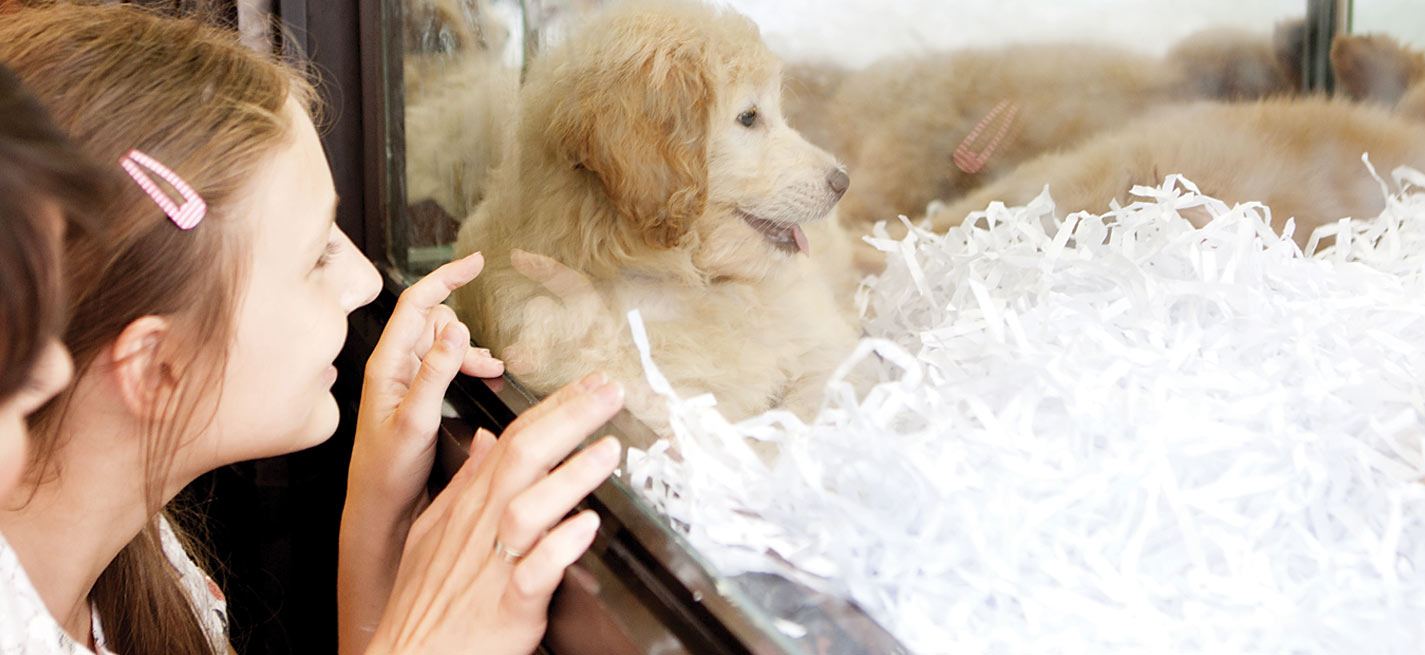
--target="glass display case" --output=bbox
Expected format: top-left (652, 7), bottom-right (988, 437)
top-left (327, 0), bottom-right (1425, 652)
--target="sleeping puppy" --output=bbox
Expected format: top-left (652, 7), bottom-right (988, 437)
top-left (452, 0), bottom-right (861, 436)
top-left (786, 21), bottom-right (1303, 270)
top-left (922, 34), bottom-right (1425, 249)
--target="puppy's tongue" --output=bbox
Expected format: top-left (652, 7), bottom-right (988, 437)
top-left (792, 224), bottom-right (810, 255)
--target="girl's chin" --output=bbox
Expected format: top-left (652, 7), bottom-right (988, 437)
top-left (305, 394), bottom-right (342, 447)
top-left (247, 396), bottom-right (342, 462)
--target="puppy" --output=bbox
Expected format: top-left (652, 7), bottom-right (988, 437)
top-left (452, 0), bottom-right (861, 436)
top-left (923, 34), bottom-right (1425, 249)
top-left (786, 21), bottom-right (1303, 270)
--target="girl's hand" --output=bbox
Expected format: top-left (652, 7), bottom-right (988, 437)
top-left (350, 252), bottom-right (503, 520)
top-left (339, 252), bottom-right (624, 655)
top-left (366, 372), bottom-right (623, 655)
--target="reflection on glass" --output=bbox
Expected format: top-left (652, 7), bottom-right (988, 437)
top-left (401, 0), bottom-right (605, 274)
top-left (396, 1), bottom-right (1425, 651)
top-left (402, 0), bottom-right (521, 272)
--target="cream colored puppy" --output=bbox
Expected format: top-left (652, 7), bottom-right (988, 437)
top-left (453, 0), bottom-right (861, 437)
top-left (923, 34), bottom-right (1425, 247)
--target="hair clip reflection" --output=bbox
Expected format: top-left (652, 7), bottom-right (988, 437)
top-left (119, 149), bottom-right (206, 230)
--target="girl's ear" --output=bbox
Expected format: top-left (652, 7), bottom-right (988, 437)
top-left (109, 315), bottom-right (175, 418)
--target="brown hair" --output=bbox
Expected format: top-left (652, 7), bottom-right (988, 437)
top-left (0, 63), bottom-right (107, 401)
top-left (0, 4), bottom-right (315, 653)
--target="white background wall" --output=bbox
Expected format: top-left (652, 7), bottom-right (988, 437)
top-left (1354, 0), bottom-right (1425, 49)
top-left (715, 0), bottom-right (1423, 67)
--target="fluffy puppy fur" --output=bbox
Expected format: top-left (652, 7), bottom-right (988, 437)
top-left (785, 22), bottom-right (1303, 269)
top-left (452, 0), bottom-right (860, 434)
top-left (923, 34), bottom-right (1425, 248)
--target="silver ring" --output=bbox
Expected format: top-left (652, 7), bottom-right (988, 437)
top-left (493, 539), bottom-right (526, 565)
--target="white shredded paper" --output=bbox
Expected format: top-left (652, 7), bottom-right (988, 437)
top-left (624, 165), bottom-right (1425, 654)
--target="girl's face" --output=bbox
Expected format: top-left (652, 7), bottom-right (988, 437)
top-left (186, 99), bottom-right (381, 469)
top-left (0, 203), bottom-right (72, 502)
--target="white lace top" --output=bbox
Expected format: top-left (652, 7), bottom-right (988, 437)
top-left (0, 519), bottom-right (229, 654)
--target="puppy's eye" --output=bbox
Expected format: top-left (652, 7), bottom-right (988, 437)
top-left (737, 107), bottom-right (758, 127)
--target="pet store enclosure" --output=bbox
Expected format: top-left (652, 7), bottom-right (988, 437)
top-left (289, 0), bottom-right (1425, 652)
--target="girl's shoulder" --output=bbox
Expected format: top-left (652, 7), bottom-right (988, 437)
top-left (0, 522), bottom-right (232, 655)
top-left (0, 530), bottom-right (88, 654)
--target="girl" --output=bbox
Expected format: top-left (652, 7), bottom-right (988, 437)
top-left (0, 4), bottom-right (623, 655)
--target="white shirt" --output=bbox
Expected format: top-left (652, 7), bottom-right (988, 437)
top-left (0, 518), bottom-right (229, 654)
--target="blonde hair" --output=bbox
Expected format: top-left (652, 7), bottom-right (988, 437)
top-left (0, 4), bottom-right (316, 653)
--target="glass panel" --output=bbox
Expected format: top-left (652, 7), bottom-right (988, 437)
top-left (1352, 0), bottom-right (1425, 49)
top-left (400, 0), bottom-right (523, 274)
top-left (392, 1), bottom-right (1425, 651)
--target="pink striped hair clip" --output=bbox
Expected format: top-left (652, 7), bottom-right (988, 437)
top-left (119, 149), bottom-right (206, 230)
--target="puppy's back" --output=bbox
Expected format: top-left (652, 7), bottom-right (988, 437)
top-left (926, 97), bottom-right (1425, 246)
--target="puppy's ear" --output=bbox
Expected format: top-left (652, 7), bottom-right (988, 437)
top-left (550, 42), bottom-right (712, 249)
top-left (1331, 33), bottom-right (1424, 106)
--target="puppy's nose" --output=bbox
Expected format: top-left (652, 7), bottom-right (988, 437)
top-left (826, 168), bottom-right (850, 199)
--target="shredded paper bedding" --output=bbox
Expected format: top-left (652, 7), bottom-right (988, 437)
top-left (624, 162), bottom-right (1425, 654)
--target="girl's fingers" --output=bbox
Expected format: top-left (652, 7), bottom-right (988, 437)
top-left (462, 346), bottom-right (505, 378)
top-left (502, 372), bottom-right (608, 440)
top-left (465, 428), bottom-right (498, 482)
top-left (485, 380), bottom-right (623, 506)
top-left (412, 304), bottom-right (462, 368)
top-left (494, 436), bottom-right (620, 557)
top-left (416, 434), bottom-right (482, 526)
top-left (505, 510), bottom-right (601, 615)
top-left (393, 321), bottom-right (470, 440)
top-left (370, 253), bottom-right (484, 374)
top-left (436, 428), bottom-right (496, 501)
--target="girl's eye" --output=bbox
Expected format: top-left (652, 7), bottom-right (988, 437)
top-left (737, 107), bottom-right (758, 127)
top-left (315, 239), bottom-right (340, 270)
